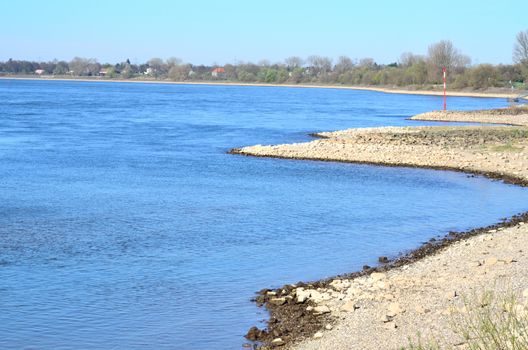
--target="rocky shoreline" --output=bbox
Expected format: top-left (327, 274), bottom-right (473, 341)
top-left (243, 213), bottom-right (528, 349)
top-left (410, 107), bottom-right (528, 126)
top-left (233, 108), bottom-right (528, 349)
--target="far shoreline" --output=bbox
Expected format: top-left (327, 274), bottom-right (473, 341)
top-left (0, 76), bottom-right (525, 100)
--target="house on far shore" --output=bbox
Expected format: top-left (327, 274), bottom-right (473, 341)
top-left (211, 67), bottom-right (225, 78)
top-left (99, 69), bottom-right (108, 76)
top-left (35, 69), bottom-right (45, 76)
top-left (144, 67), bottom-right (154, 76)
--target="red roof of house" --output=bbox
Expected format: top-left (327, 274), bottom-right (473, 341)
top-left (212, 67), bottom-right (225, 73)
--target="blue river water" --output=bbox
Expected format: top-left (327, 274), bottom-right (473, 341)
top-left (1, 79), bottom-right (527, 349)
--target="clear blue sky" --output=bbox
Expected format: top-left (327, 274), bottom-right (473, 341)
top-left (1, 0), bottom-right (527, 65)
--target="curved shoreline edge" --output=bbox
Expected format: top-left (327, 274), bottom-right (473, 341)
top-left (231, 112), bottom-right (528, 349)
top-left (230, 149), bottom-right (528, 187)
top-left (1, 76), bottom-right (526, 100)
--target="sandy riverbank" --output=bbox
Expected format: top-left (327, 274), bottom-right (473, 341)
top-left (231, 110), bottom-right (528, 349)
top-left (1, 76), bottom-right (525, 99)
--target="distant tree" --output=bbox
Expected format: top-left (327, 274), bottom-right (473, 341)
top-left (284, 56), bottom-right (304, 70)
top-left (469, 64), bottom-right (499, 89)
top-left (237, 69), bottom-right (257, 82)
top-left (496, 64), bottom-right (524, 84)
top-left (168, 64), bottom-right (191, 81)
top-left (147, 57), bottom-right (165, 77)
top-left (513, 30), bottom-right (528, 65)
top-left (513, 30), bottom-right (528, 82)
top-left (69, 57), bottom-right (100, 76)
top-left (223, 64), bottom-right (237, 80)
top-left (105, 66), bottom-right (117, 78)
top-left (166, 57), bottom-right (182, 68)
top-left (427, 40), bottom-right (470, 82)
top-left (288, 67), bottom-right (304, 83)
top-left (358, 58), bottom-right (376, 69)
top-left (263, 68), bottom-right (278, 83)
top-left (399, 52), bottom-right (425, 67)
top-left (405, 60), bottom-right (428, 84)
top-left (52, 60), bottom-right (69, 75)
top-left (116, 59), bottom-right (134, 78)
top-left (307, 55), bottom-right (332, 78)
top-left (334, 56), bottom-right (354, 74)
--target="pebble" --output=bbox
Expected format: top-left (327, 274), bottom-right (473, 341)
top-left (414, 305), bottom-right (429, 314)
top-left (269, 297), bottom-right (286, 306)
top-left (375, 281), bottom-right (390, 290)
top-left (313, 305), bottom-right (331, 315)
top-left (387, 302), bottom-right (403, 317)
top-left (271, 338), bottom-right (285, 347)
top-left (484, 257), bottom-right (498, 266)
top-left (341, 300), bottom-right (358, 312)
top-left (313, 331), bottom-right (323, 339)
top-left (384, 321), bottom-right (397, 329)
top-left (445, 290), bottom-right (458, 300)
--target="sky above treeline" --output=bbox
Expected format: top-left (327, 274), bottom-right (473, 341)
top-left (1, 0), bottom-right (527, 65)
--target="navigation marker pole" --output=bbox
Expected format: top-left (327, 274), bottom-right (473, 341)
top-left (443, 67), bottom-right (447, 111)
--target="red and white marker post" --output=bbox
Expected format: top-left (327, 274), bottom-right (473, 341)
top-left (442, 67), bottom-right (447, 111)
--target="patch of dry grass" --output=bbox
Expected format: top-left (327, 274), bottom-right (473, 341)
top-left (403, 290), bottom-right (528, 350)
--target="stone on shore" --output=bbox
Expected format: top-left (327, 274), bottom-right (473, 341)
top-left (313, 305), bottom-right (331, 315)
top-left (271, 338), bottom-right (285, 347)
top-left (341, 300), bottom-right (359, 312)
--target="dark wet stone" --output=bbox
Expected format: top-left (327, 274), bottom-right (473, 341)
top-left (378, 256), bottom-right (389, 263)
top-left (245, 326), bottom-right (265, 341)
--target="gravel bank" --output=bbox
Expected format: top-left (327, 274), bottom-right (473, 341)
top-left (232, 111), bottom-right (528, 349)
top-left (232, 126), bottom-right (528, 184)
top-left (411, 107), bottom-right (528, 126)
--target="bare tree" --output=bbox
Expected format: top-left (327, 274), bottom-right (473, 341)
top-left (399, 52), bottom-right (425, 67)
top-left (168, 64), bottom-right (191, 81)
top-left (427, 40), bottom-right (470, 71)
top-left (358, 58), bottom-right (376, 69)
top-left (166, 57), bottom-right (182, 68)
top-left (147, 57), bottom-right (166, 76)
top-left (284, 56), bottom-right (304, 70)
top-left (69, 57), bottom-right (100, 76)
top-left (513, 30), bottom-right (528, 65)
top-left (334, 56), bottom-right (354, 74)
top-left (307, 55), bottom-right (332, 76)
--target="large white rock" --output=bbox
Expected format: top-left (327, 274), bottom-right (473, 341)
top-left (313, 305), bottom-right (331, 315)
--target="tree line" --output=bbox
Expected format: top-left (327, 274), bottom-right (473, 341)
top-left (1, 34), bottom-right (527, 90)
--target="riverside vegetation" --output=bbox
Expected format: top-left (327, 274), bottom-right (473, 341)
top-left (2, 37), bottom-right (528, 91)
top-left (231, 105), bottom-right (528, 349)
